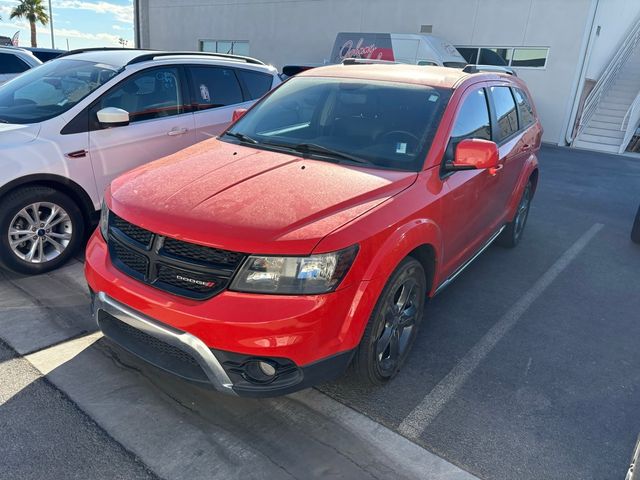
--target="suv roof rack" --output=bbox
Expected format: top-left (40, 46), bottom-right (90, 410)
top-left (462, 64), bottom-right (517, 76)
top-left (126, 51), bottom-right (266, 66)
top-left (342, 58), bottom-right (398, 66)
top-left (57, 47), bottom-right (142, 58)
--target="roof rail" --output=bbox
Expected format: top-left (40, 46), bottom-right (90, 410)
top-left (462, 64), bottom-right (517, 76)
top-left (342, 58), bottom-right (399, 66)
top-left (57, 47), bottom-right (141, 58)
top-left (126, 51), bottom-right (265, 66)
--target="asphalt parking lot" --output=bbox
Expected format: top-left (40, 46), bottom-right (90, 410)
top-left (0, 145), bottom-right (639, 480)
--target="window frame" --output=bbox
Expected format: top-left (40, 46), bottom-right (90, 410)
top-left (184, 64), bottom-right (248, 112)
top-left (511, 86), bottom-right (535, 130)
top-left (198, 39), bottom-right (250, 56)
top-left (441, 84), bottom-right (493, 176)
top-left (82, 66), bottom-right (192, 132)
top-left (454, 45), bottom-right (549, 70)
top-left (486, 84), bottom-right (520, 145)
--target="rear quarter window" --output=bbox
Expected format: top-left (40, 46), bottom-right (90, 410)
top-left (237, 69), bottom-right (273, 100)
top-left (512, 87), bottom-right (535, 128)
top-left (489, 86), bottom-right (518, 142)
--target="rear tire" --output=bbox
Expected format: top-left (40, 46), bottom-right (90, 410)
top-left (0, 187), bottom-right (85, 275)
top-left (631, 205), bottom-right (640, 244)
top-left (497, 180), bottom-right (533, 248)
top-left (352, 257), bottom-right (427, 386)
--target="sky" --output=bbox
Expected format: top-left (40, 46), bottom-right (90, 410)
top-left (0, 0), bottom-right (134, 50)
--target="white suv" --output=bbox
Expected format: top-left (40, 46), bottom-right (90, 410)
top-left (0, 48), bottom-right (281, 274)
top-left (0, 46), bottom-right (42, 85)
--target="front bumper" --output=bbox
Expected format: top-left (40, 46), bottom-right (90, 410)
top-left (92, 291), bottom-right (355, 397)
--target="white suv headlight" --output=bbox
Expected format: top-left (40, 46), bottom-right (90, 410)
top-left (230, 245), bottom-right (358, 294)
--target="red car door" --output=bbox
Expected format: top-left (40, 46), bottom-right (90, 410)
top-left (439, 85), bottom-right (503, 279)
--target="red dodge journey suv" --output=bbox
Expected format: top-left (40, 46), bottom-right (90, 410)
top-left (85, 63), bottom-right (541, 397)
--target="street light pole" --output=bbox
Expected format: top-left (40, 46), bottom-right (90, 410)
top-left (48, 0), bottom-right (55, 49)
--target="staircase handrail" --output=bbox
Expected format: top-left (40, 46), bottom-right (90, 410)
top-left (619, 90), bottom-right (640, 153)
top-left (577, 17), bottom-right (640, 137)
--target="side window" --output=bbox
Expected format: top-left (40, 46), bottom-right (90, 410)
top-left (489, 86), bottom-right (518, 142)
top-left (512, 87), bottom-right (535, 128)
top-left (451, 88), bottom-right (491, 142)
top-left (98, 68), bottom-right (184, 123)
top-left (237, 69), bottom-right (273, 100)
top-left (188, 67), bottom-right (243, 110)
top-left (0, 53), bottom-right (30, 74)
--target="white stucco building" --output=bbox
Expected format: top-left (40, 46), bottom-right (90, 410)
top-left (134, 0), bottom-right (640, 151)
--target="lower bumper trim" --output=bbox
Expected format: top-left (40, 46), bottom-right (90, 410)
top-left (92, 291), bottom-right (236, 395)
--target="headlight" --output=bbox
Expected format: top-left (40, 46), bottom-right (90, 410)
top-left (230, 245), bottom-right (358, 294)
top-left (99, 199), bottom-right (109, 240)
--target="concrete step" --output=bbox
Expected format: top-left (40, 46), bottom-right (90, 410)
top-left (596, 103), bottom-right (629, 112)
top-left (592, 112), bottom-right (626, 123)
top-left (589, 119), bottom-right (624, 130)
top-left (572, 138), bottom-right (620, 153)
top-left (583, 126), bottom-right (625, 139)
top-left (577, 132), bottom-right (623, 146)
top-left (592, 107), bottom-right (626, 122)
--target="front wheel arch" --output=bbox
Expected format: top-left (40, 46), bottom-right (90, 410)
top-left (0, 174), bottom-right (97, 231)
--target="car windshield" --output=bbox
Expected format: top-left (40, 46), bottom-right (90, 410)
top-left (223, 76), bottom-right (451, 171)
top-left (0, 59), bottom-right (119, 124)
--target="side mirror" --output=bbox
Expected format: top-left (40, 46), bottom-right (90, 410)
top-left (232, 108), bottom-right (248, 122)
top-left (97, 107), bottom-right (130, 128)
top-left (450, 138), bottom-right (499, 171)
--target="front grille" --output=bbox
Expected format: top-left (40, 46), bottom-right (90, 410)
top-left (111, 214), bottom-right (153, 247)
top-left (162, 237), bottom-right (245, 268)
top-left (98, 310), bottom-right (209, 383)
top-left (107, 213), bottom-right (246, 300)
top-left (111, 240), bottom-right (148, 277)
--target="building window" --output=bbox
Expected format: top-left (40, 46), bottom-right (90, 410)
top-left (455, 46), bottom-right (549, 69)
top-left (200, 40), bottom-right (249, 56)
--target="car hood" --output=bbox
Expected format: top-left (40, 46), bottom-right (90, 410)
top-left (109, 138), bottom-right (417, 254)
top-left (0, 123), bottom-right (40, 146)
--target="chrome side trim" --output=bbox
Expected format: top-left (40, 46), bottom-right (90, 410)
top-left (434, 226), bottom-right (506, 296)
top-left (93, 291), bottom-right (236, 394)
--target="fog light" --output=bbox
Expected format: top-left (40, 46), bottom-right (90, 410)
top-left (244, 360), bottom-right (278, 384)
top-left (259, 361), bottom-right (276, 376)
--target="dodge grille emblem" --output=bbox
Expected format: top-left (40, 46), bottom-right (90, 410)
top-left (176, 275), bottom-right (216, 288)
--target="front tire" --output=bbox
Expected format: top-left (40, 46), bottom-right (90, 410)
top-left (352, 257), bottom-right (427, 386)
top-left (0, 187), bottom-right (85, 275)
top-left (631, 205), bottom-right (640, 244)
top-left (497, 180), bottom-right (533, 248)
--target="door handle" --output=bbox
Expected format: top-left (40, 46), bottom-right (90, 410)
top-left (489, 164), bottom-right (504, 176)
top-left (168, 128), bottom-right (188, 136)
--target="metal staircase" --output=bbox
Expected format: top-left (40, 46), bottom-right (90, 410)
top-left (574, 18), bottom-right (640, 154)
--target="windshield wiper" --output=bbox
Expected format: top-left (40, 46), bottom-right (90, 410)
top-left (290, 143), bottom-right (373, 165)
top-left (223, 131), bottom-right (258, 144)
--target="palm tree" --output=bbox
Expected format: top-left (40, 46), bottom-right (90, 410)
top-left (10, 0), bottom-right (49, 48)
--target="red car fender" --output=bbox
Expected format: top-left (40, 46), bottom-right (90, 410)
top-left (333, 218), bottom-right (443, 347)
top-left (506, 154), bottom-right (539, 222)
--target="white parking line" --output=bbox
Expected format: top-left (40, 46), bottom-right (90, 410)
top-left (398, 223), bottom-right (604, 440)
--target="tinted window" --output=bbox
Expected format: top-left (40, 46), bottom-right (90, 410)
top-left (490, 86), bottom-right (518, 141)
top-left (511, 48), bottom-right (548, 67)
top-left (451, 89), bottom-right (491, 141)
top-left (456, 48), bottom-right (478, 64)
top-left (226, 77), bottom-right (451, 171)
top-left (479, 48), bottom-right (510, 66)
top-left (189, 67), bottom-right (243, 110)
top-left (0, 53), bottom-right (29, 74)
top-left (512, 87), bottom-right (535, 127)
top-left (31, 51), bottom-right (62, 62)
top-left (237, 69), bottom-right (272, 100)
top-left (98, 68), bottom-right (184, 123)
